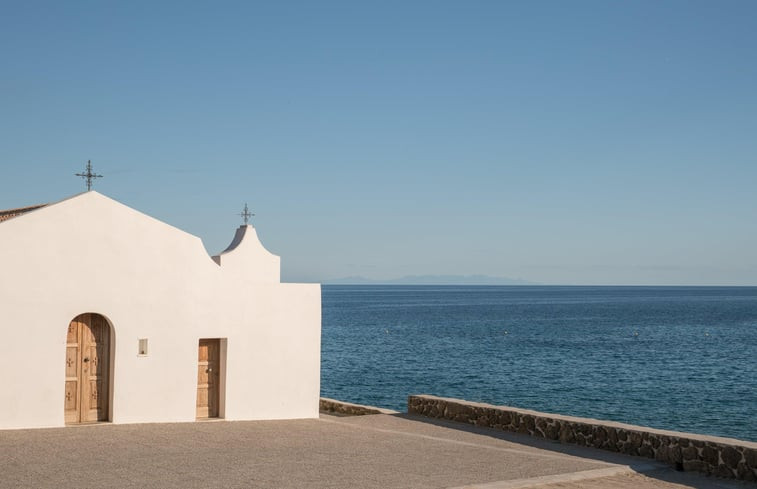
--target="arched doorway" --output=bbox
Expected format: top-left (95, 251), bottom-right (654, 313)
top-left (64, 313), bottom-right (111, 424)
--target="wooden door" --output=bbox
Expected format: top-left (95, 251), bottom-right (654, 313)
top-left (196, 339), bottom-right (220, 418)
top-left (64, 313), bottom-right (110, 424)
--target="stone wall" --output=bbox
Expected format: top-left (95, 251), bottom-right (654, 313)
top-left (319, 397), bottom-right (398, 416)
top-left (408, 395), bottom-right (757, 482)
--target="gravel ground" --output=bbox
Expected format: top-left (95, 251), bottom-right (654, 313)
top-left (0, 413), bottom-right (748, 489)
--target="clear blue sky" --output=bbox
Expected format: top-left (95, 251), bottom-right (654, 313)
top-left (2, 1), bottom-right (756, 285)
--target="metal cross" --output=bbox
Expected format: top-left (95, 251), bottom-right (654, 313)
top-left (239, 203), bottom-right (254, 225)
top-left (75, 160), bottom-right (103, 191)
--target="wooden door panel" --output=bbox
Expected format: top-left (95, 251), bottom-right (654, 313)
top-left (64, 344), bottom-right (79, 423)
top-left (198, 341), bottom-right (210, 362)
top-left (64, 381), bottom-right (78, 423)
top-left (65, 347), bottom-right (79, 377)
top-left (87, 380), bottom-right (103, 413)
top-left (66, 322), bottom-right (78, 343)
top-left (196, 387), bottom-right (209, 417)
top-left (197, 364), bottom-right (209, 384)
top-left (64, 320), bottom-right (82, 424)
top-left (89, 314), bottom-right (109, 422)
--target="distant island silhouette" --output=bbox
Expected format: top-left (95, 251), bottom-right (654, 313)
top-left (323, 274), bottom-right (538, 285)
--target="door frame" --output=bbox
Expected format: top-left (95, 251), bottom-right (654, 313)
top-left (196, 337), bottom-right (227, 419)
top-left (64, 312), bottom-right (115, 425)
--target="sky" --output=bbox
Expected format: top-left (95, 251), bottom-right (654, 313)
top-left (1, 1), bottom-right (756, 285)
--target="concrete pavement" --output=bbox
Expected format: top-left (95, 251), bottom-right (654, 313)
top-left (0, 413), bottom-right (748, 488)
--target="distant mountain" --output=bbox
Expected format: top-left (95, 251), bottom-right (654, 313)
top-left (323, 274), bottom-right (537, 285)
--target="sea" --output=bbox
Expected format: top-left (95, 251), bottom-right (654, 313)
top-left (320, 285), bottom-right (757, 442)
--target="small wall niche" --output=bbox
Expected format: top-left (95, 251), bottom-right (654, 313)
top-left (138, 338), bottom-right (148, 356)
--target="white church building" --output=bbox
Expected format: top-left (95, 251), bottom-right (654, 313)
top-left (0, 191), bottom-right (321, 429)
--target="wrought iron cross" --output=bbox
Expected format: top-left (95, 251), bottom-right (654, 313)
top-left (239, 203), bottom-right (254, 225)
top-left (75, 160), bottom-right (103, 191)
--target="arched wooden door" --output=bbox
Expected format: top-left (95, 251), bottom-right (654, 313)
top-left (64, 313), bottom-right (111, 424)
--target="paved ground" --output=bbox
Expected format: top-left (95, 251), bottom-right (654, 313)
top-left (0, 413), bottom-right (749, 489)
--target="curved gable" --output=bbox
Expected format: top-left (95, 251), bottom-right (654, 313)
top-left (212, 225), bottom-right (281, 283)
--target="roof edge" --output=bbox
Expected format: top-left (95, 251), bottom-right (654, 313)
top-left (0, 203), bottom-right (50, 223)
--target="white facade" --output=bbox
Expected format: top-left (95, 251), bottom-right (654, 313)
top-left (0, 191), bottom-right (321, 429)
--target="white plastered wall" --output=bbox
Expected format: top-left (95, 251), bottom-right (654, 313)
top-left (0, 192), bottom-right (320, 429)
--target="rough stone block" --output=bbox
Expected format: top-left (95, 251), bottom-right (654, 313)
top-left (620, 441), bottom-right (637, 456)
top-left (682, 446), bottom-right (698, 461)
top-left (594, 426), bottom-right (607, 443)
top-left (544, 422), bottom-right (559, 440)
top-left (744, 447), bottom-right (757, 468)
top-left (671, 445), bottom-right (683, 464)
top-left (714, 464), bottom-right (736, 479)
top-left (511, 413), bottom-right (522, 429)
top-left (721, 446), bottom-right (743, 470)
top-left (638, 445), bottom-right (654, 458)
top-left (649, 435), bottom-right (663, 450)
top-left (524, 414), bottom-right (536, 432)
top-left (655, 444), bottom-right (670, 463)
top-left (702, 445), bottom-right (720, 466)
top-left (559, 425), bottom-right (575, 444)
top-left (607, 427), bottom-right (618, 445)
top-left (629, 431), bottom-right (643, 449)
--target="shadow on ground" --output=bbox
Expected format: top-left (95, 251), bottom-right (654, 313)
top-left (395, 413), bottom-right (750, 489)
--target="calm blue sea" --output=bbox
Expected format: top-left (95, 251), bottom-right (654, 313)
top-left (320, 285), bottom-right (757, 442)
